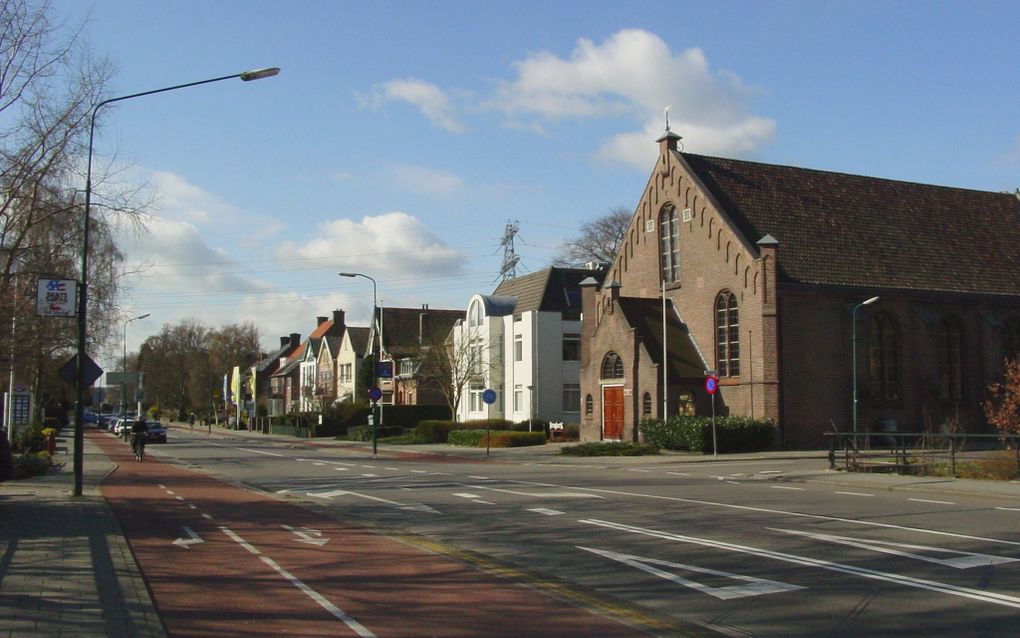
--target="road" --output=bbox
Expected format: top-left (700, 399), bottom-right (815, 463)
top-left (94, 427), bottom-right (1020, 637)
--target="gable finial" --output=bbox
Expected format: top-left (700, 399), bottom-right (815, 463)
top-left (664, 105), bottom-right (671, 132)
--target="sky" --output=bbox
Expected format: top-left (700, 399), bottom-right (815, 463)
top-left (48, 0), bottom-right (1020, 364)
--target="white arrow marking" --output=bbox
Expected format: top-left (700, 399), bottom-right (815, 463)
top-left (770, 528), bottom-right (1018, 569)
top-left (580, 546), bottom-right (803, 599)
top-left (282, 524), bottom-right (329, 546)
top-left (173, 526), bottom-right (204, 548)
top-left (400, 503), bottom-right (441, 514)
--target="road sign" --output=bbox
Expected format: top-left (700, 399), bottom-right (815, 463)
top-left (482, 388), bottom-right (497, 405)
top-left (376, 361), bottom-right (393, 379)
top-left (368, 387), bottom-right (382, 402)
top-left (59, 353), bottom-right (104, 388)
top-left (36, 278), bottom-right (77, 317)
top-left (705, 374), bottom-right (719, 395)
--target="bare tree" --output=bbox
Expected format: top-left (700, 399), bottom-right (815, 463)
top-left (553, 205), bottom-right (632, 268)
top-left (416, 326), bottom-right (496, 417)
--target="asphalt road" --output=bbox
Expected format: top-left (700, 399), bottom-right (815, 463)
top-left (102, 427), bottom-right (1020, 637)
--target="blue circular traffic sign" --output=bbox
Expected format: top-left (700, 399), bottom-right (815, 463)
top-left (704, 375), bottom-right (719, 395)
top-left (481, 388), bottom-right (497, 405)
top-left (367, 387), bottom-right (382, 402)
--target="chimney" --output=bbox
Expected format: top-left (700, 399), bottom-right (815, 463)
top-left (419, 310), bottom-right (430, 345)
top-left (280, 336), bottom-right (289, 347)
top-left (317, 316), bottom-right (327, 326)
top-left (332, 309), bottom-right (345, 330)
top-left (289, 333), bottom-right (301, 347)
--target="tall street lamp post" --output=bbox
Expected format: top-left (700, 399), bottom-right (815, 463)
top-left (338, 272), bottom-right (381, 455)
top-left (121, 313), bottom-right (150, 417)
top-left (851, 296), bottom-right (880, 443)
top-left (73, 67), bottom-right (280, 496)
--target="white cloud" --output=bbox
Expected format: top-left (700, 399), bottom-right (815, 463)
top-left (392, 164), bottom-right (464, 196)
top-left (358, 78), bottom-right (466, 133)
top-left (493, 29), bottom-right (775, 166)
top-left (277, 211), bottom-right (465, 280)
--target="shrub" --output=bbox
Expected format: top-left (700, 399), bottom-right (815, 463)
top-left (447, 429), bottom-right (546, 447)
top-left (640, 415), bottom-right (775, 453)
top-left (561, 442), bottom-right (659, 456)
top-left (347, 425), bottom-right (406, 441)
top-left (13, 452), bottom-right (52, 479)
top-left (415, 420), bottom-right (458, 443)
top-left (464, 418), bottom-right (513, 431)
top-left (512, 419), bottom-right (549, 432)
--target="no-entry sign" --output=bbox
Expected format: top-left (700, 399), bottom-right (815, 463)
top-left (705, 374), bottom-right (719, 395)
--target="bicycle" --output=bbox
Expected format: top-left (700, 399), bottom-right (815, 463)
top-left (131, 434), bottom-right (145, 462)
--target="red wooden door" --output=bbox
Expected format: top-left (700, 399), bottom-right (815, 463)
top-left (602, 386), bottom-right (624, 440)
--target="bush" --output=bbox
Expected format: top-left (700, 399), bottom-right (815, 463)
top-left (640, 415), bottom-right (775, 453)
top-left (416, 420), bottom-right (458, 443)
top-left (513, 419), bottom-right (549, 432)
top-left (13, 452), bottom-right (52, 479)
top-left (464, 418), bottom-right (513, 431)
top-left (347, 425), bottom-right (406, 441)
top-left (447, 429), bottom-right (546, 448)
top-left (561, 442), bottom-right (659, 456)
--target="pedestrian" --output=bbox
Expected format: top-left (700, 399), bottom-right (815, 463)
top-left (189, 412), bottom-right (195, 429)
top-left (0, 428), bottom-right (14, 481)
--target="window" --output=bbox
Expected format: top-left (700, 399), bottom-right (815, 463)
top-left (938, 315), bottom-right (965, 401)
top-left (660, 205), bottom-right (680, 283)
top-left (585, 394), bottom-right (593, 415)
top-left (562, 333), bottom-right (580, 361)
top-left (868, 313), bottom-right (901, 403)
top-left (514, 384), bottom-right (523, 412)
top-left (642, 392), bottom-right (652, 416)
top-left (1003, 317), bottom-right (1020, 366)
top-left (715, 291), bottom-right (740, 376)
top-left (601, 352), bottom-right (624, 379)
top-left (514, 334), bottom-right (523, 362)
top-left (562, 384), bottom-right (580, 413)
top-left (469, 383), bottom-right (484, 412)
top-left (468, 300), bottom-right (483, 327)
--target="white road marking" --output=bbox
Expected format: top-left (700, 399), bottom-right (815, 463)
top-left (220, 526), bottom-right (375, 637)
top-left (410, 470), bottom-right (428, 474)
top-left (628, 469), bottom-right (651, 473)
top-left (361, 474), bottom-right (378, 478)
top-left (909, 498), bottom-right (956, 505)
top-left (771, 528), bottom-right (1018, 569)
top-left (334, 467), bottom-right (349, 471)
top-left (385, 467), bottom-right (399, 471)
top-left (580, 546), bottom-right (803, 600)
top-left (528, 508), bottom-right (565, 516)
top-left (202, 513), bottom-right (213, 520)
top-left (175, 496), bottom-right (184, 501)
top-left (834, 491), bottom-right (874, 497)
top-left (505, 479), bottom-right (1020, 548)
top-left (666, 472), bottom-right (690, 477)
top-left (188, 504), bottom-right (197, 509)
top-left (282, 524), bottom-right (329, 546)
top-left (995, 507), bottom-right (1020, 512)
top-left (240, 448), bottom-right (288, 458)
top-left (771, 486), bottom-right (805, 491)
top-left (467, 484), bottom-right (604, 499)
top-left (173, 526), bottom-right (204, 548)
top-left (307, 489), bottom-right (404, 506)
top-left (454, 493), bottom-right (481, 499)
top-left (468, 475), bottom-right (489, 480)
top-left (581, 519), bottom-right (1020, 609)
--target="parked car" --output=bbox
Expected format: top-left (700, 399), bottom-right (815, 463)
top-left (144, 422), bottom-right (167, 444)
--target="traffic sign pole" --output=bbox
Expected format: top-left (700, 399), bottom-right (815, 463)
top-left (481, 389), bottom-right (497, 457)
top-left (705, 373), bottom-right (719, 458)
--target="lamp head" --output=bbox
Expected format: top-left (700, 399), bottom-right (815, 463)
top-left (137, 313), bottom-right (151, 320)
top-left (239, 67), bottom-right (280, 82)
top-left (862, 296), bottom-right (880, 306)
top-left (338, 272), bottom-right (356, 278)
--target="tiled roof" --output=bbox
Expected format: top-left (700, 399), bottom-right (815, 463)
top-left (493, 267), bottom-right (606, 312)
top-left (682, 153), bottom-right (1020, 297)
top-left (381, 307), bottom-right (465, 355)
top-left (257, 342), bottom-right (293, 373)
top-left (271, 343), bottom-right (306, 376)
top-left (347, 327), bottom-right (370, 354)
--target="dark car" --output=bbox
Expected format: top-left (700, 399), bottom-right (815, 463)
top-left (144, 422), bottom-right (167, 444)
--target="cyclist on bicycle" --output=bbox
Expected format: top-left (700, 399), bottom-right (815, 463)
top-left (131, 417), bottom-right (148, 460)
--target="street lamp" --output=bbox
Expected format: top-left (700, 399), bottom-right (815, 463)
top-left (338, 272), bottom-right (382, 455)
top-left (851, 296), bottom-right (880, 442)
top-left (121, 313), bottom-right (150, 418)
top-left (73, 67), bottom-right (280, 495)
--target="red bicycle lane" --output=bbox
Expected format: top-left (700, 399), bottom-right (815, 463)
top-left (90, 430), bottom-right (649, 638)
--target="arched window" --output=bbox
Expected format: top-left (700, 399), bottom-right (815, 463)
top-left (659, 205), bottom-right (680, 283)
top-left (585, 394), bottom-right (593, 415)
top-left (1003, 317), bottom-right (1020, 366)
top-left (868, 313), bottom-right (901, 404)
top-left (601, 352), bottom-right (624, 379)
top-left (642, 392), bottom-right (652, 416)
top-left (938, 315), bottom-right (965, 401)
top-left (468, 300), bottom-right (483, 327)
top-left (715, 291), bottom-right (739, 377)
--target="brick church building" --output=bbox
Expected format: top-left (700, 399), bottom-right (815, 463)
top-left (579, 130), bottom-right (1020, 448)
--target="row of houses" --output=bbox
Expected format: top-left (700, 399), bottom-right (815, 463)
top-left (246, 129), bottom-right (1020, 447)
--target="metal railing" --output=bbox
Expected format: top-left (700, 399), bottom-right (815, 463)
top-left (824, 431), bottom-right (1020, 477)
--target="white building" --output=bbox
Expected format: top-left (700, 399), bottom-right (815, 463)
top-left (452, 267), bottom-right (604, 425)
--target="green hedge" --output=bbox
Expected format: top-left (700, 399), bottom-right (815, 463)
top-left (447, 429), bottom-right (546, 448)
top-left (347, 425), bottom-right (408, 441)
top-left (415, 420), bottom-right (458, 443)
top-left (639, 415), bottom-right (775, 453)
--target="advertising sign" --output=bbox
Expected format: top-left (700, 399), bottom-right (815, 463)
top-left (36, 278), bottom-right (77, 317)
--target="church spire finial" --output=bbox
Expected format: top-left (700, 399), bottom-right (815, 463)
top-left (664, 105), bottom-right (671, 132)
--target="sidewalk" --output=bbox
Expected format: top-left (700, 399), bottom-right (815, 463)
top-left (0, 429), bottom-right (167, 638)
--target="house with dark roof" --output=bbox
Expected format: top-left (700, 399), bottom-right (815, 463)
top-left (257, 333), bottom-right (301, 416)
top-left (335, 326), bottom-right (370, 403)
top-left (452, 267), bottom-right (605, 423)
top-left (580, 130), bottom-right (1020, 448)
top-left (370, 305), bottom-right (465, 407)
